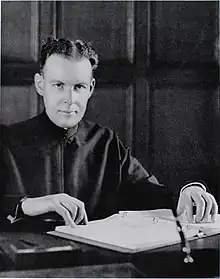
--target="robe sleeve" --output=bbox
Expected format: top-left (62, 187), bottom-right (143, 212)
top-left (115, 134), bottom-right (206, 211)
top-left (113, 134), bottom-right (174, 210)
top-left (0, 124), bottom-right (28, 226)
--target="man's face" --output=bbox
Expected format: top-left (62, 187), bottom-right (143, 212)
top-left (35, 54), bottom-right (95, 128)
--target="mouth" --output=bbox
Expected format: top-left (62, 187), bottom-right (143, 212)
top-left (59, 110), bottom-right (79, 116)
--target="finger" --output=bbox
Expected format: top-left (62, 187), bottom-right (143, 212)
top-left (69, 198), bottom-right (88, 225)
top-left (54, 201), bottom-right (76, 227)
top-left (61, 201), bottom-right (78, 222)
top-left (185, 203), bottom-right (194, 223)
top-left (60, 195), bottom-right (88, 225)
top-left (176, 195), bottom-right (186, 217)
top-left (200, 193), bottom-right (212, 222)
top-left (191, 193), bottom-right (206, 223)
top-left (177, 194), bottom-right (194, 222)
top-left (75, 202), bottom-right (88, 225)
top-left (177, 192), bottom-right (192, 216)
top-left (208, 193), bottom-right (219, 222)
top-left (83, 210), bottom-right (88, 225)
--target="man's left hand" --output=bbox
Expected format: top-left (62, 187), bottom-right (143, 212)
top-left (177, 186), bottom-right (218, 223)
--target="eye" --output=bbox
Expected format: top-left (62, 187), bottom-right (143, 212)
top-left (75, 84), bottom-right (86, 91)
top-left (54, 83), bottom-right (64, 89)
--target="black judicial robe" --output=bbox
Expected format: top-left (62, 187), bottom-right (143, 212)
top-left (0, 112), bottom-right (174, 226)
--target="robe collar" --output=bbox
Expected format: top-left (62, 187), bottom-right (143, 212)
top-left (38, 111), bottom-right (87, 146)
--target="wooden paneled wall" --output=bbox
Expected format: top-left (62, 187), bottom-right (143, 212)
top-left (1, 1), bottom-right (219, 200)
top-left (150, 2), bottom-right (219, 199)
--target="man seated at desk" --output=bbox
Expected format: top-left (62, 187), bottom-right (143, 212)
top-left (0, 37), bottom-right (218, 229)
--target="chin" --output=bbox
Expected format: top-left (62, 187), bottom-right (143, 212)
top-left (59, 117), bottom-right (81, 128)
top-left (47, 110), bottom-right (83, 128)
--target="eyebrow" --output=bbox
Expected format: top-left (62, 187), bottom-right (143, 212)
top-left (50, 80), bottom-right (65, 83)
top-left (49, 79), bottom-right (90, 85)
top-left (74, 80), bottom-right (90, 85)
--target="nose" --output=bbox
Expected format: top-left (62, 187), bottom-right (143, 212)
top-left (65, 86), bottom-right (78, 105)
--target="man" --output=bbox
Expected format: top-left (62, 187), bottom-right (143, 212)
top-left (0, 37), bottom-right (218, 229)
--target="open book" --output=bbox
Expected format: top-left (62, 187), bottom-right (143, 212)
top-left (47, 209), bottom-right (220, 254)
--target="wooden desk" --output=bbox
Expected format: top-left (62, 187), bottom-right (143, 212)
top-left (0, 232), bottom-right (219, 278)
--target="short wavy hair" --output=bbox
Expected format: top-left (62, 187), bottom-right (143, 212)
top-left (40, 37), bottom-right (99, 73)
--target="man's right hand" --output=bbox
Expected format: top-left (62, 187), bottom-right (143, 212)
top-left (21, 193), bottom-right (88, 227)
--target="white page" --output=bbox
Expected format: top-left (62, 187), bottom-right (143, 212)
top-left (128, 209), bottom-right (220, 229)
top-left (55, 210), bottom-right (200, 253)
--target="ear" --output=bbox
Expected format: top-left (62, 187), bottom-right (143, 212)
top-left (89, 78), bottom-right (96, 98)
top-left (34, 73), bottom-right (44, 96)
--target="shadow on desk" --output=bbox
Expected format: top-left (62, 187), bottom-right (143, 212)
top-left (0, 248), bottom-right (218, 278)
top-left (0, 263), bottom-right (144, 278)
top-left (0, 232), bottom-right (131, 271)
top-left (0, 230), bottom-right (218, 278)
top-left (133, 248), bottom-right (219, 278)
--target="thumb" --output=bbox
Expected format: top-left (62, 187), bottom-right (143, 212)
top-left (176, 194), bottom-right (186, 217)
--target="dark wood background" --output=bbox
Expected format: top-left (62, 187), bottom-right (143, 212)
top-left (1, 1), bottom-right (219, 201)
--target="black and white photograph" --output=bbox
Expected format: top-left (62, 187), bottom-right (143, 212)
top-left (0, 0), bottom-right (219, 277)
